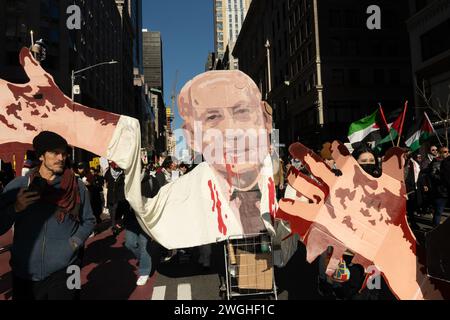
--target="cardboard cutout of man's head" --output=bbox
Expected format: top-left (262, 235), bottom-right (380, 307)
top-left (178, 70), bottom-right (273, 178)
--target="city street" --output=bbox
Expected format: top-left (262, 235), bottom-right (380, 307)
top-left (1, 211), bottom-right (447, 301)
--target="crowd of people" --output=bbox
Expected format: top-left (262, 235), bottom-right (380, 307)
top-left (0, 130), bottom-right (449, 301)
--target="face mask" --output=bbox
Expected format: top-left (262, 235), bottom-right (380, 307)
top-left (360, 164), bottom-right (380, 178)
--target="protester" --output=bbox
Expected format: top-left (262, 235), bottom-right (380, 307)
top-left (104, 162), bottom-right (127, 236)
top-left (0, 131), bottom-right (95, 300)
top-left (405, 151), bottom-right (421, 227)
top-left (155, 157), bottom-right (175, 187)
top-left (90, 167), bottom-right (105, 224)
top-left (430, 146), bottom-right (449, 226)
top-left (178, 162), bottom-right (189, 175)
top-left (122, 164), bottom-right (159, 286)
top-left (155, 157), bottom-right (178, 262)
top-left (421, 145), bottom-right (438, 170)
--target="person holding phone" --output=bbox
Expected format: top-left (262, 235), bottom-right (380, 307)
top-left (0, 131), bottom-right (96, 300)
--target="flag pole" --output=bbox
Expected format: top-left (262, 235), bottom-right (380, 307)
top-left (424, 111), bottom-right (443, 147)
top-left (378, 103), bottom-right (395, 147)
top-left (397, 101), bottom-right (408, 147)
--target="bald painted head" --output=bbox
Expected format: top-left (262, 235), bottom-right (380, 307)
top-left (178, 70), bottom-right (272, 176)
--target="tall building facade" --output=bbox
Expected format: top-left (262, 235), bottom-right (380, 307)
top-left (213, 0), bottom-right (252, 69)
top-left (234, 0), bottom-right (413, 150)
top-left (143, 30), bottom-right (164, 92)
top-left (407, 0), bottom-right (450, 129)
top-left (128, 0), bottom-right (155, 151)
top-left (143, 29), bottom-right (166, 154)
top-left (0, 0), bottom-right (137, 162)
top-left (115, 0), bottom-right (136, 119)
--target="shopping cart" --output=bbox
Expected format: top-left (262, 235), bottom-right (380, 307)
top-left (223, 232), bottom-right (278, 300)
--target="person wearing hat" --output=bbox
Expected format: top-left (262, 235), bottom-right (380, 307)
top-left (0, 131), bottom-right (96, 300)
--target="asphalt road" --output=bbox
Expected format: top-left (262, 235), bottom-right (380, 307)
top-left (0, 211), bottom-right (448, 300)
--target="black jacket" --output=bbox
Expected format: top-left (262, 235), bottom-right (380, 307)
top-left (105, 169), bottom-right (126, 205)
top-left (429, 159), bottom-right (448, 198)
top-left (440, 157), bottom-right (450, 192)
top-left (0, 174), bottom-right (95, 281)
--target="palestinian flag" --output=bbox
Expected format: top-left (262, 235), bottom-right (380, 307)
top-left (375, 102), bottom-right (413, 152)
top-left (405, 112), bottom-right (434, 152)
top-left (347, 110), bottom-right (382, 145)
top-left (375, 111), bottom-right (403, 147)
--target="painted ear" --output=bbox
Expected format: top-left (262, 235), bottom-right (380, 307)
top-left (382, 147), bottom-right (406, 182)
top-left (262, 101), bottom-right (273, 132)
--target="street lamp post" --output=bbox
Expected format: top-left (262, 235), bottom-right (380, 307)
top-left (70, 60), bottom-right (119, 162)
top-left (265, 39), bottom-right (272, 99)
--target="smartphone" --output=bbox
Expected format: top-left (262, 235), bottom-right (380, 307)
top-left (27, 177), bottom-right (47, 195)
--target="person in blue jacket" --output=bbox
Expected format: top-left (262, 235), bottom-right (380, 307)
top-left (0, 131), bottom-right (96, 300)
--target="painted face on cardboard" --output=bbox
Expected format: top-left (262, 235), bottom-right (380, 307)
top-left (179, 71), bottom-right (272, 181)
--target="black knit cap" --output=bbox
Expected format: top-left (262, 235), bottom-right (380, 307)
top-left (33, 131), bottom-right (68, 157)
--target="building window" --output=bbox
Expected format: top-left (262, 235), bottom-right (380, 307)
top-left (331, 69), bottom-right (345, 85)
top-left (421, 19), bottom-right (450, 61)
top-left (344, 10), bottom-right (357, 28)
top-left (389, 69), bottom-right (401, 85)
top-left (277, 11), bottom-right (281, 30)
top-left (347, 39), bottom-right (359, 56)
top-left (349, 69), bottom-right (361, 85)
top-left (329, 10), bottom-right (341, 28)
top-left (374, 69), bottom-right (385, 84)
top-left (307, 44), bottom-right (313, 61)
top-left (331, 38), bottom-right (342, 56)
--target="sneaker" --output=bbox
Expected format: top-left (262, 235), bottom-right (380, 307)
top-left (136, 275), bottom-right (149, 286)
top-left (161, 250), bottom-right (177, 263)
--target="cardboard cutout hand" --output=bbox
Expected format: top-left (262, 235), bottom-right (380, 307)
top-left (0, 48), bottom-right (120, 157)
top-left (277, 141), bottom-right (445, 300)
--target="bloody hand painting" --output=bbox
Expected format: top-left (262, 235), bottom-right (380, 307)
top-left (277, 141), bottom-right (449, 300)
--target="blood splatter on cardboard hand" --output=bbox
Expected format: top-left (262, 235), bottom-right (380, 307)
top-left (0, 48), bottom-right (120, 158)
top-left (277, 141), bottom-right (445, 300)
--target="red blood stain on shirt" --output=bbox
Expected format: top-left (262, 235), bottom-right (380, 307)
top-left (207, 180), bottom-right (216, 212)
top-left (214, 186), bottom-right (227, 235)
top-left (207, 180), bottom-right (227, 236)
top-left (268, 177), bottom-right (276, 218)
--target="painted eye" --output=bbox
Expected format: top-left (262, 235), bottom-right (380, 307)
top-left (235, 108), bottom-right (250, 114)
top-left (207, 114), bottom-right (220, 121)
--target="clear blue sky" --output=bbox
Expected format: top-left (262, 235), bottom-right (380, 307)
top-left (142, 0), bottom-right (214, 131)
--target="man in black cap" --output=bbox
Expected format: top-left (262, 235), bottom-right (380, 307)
top-left (0, 131), bottom-right (96, 300)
